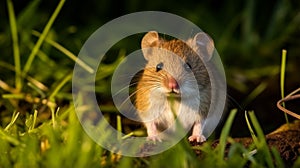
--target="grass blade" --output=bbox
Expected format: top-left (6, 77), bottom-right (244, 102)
top-left (218, 109), bottom-right (237, 161)
top-left (271, 147), bottom-right (284, 167)
top-left (7, 0), bottom-right (21, 91)
top-left (4, 111), bottom-right (20, 131)
top-left (244, 111), bottom-right (258, 144)
top-left (30, 110), bottom-right (38, 132)
top-left (16, 0), bottom-right (41, 28)
top-left (23, 0), bottom-right (65, 76)
top-left (248, 111), bottom-right (274, 168)
top-left (0, 61), bottom-right (48, 92)
top-left (280, 49), bottom-right (289, 123)
top-left (48, 71), bottom-right (72, 102)
top-left (0, 128), bottom-right (20, 146)
top-left (242, 81), bottom-right (268, 106)
top-left (31, 30), bottom-right (94, 73)
top-left (117, 115), bottom-right (122, 140)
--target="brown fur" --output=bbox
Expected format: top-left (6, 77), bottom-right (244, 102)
top-left (135, 31), bottom-right (213, 142)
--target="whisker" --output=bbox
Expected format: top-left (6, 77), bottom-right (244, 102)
top-left (141, 73), bottom-right (165, 79)
top-left (118, 85), bottom-right (159, 109)
top-left (112, 82), bottom-right (141, 97)
top-left (113, 78), bottom-right (162, 98)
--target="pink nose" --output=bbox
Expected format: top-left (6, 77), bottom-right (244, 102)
top-left (168, 77), bottom-right (179, 90)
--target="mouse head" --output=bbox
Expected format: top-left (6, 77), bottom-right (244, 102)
top-left (142, 31), bottom-right (215, 62)
top-left (140, 31), bottom-right (213, 99)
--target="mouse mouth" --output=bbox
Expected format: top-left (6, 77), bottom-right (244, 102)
top-left (167, 89), bottom-right (180, 97)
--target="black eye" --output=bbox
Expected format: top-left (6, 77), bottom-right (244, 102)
top-left (184, 62), bottom-right (192, 71)
top-left (156, 62), bottom-right (164, 72)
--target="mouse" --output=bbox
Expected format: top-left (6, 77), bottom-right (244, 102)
top-left (135, 31), bottom-right (214, 142)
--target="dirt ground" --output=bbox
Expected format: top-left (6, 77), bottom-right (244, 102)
top-left (191, 120), bottom-right (300, 167)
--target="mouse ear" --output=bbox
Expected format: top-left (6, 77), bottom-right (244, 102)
top-left (141, 31), bottom-right (160, 60)
top-left (193, 32), bottom-right (215, 62)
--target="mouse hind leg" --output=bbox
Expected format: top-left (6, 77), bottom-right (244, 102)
top-left (188, 121), bottom-right (206, 142)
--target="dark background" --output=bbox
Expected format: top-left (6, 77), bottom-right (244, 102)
top-left (1, 0), bottom-right (300, 137)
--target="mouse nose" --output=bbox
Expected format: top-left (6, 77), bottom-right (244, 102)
top-left (168, 77), bottom-right (179, 91)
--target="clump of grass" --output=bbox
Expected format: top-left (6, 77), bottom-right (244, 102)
top-left (0, 105), bottom-right (105, 167)
top-left (245, 111), bottom-right (284, 167)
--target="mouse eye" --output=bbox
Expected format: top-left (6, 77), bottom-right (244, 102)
top-left (184, 62), bottom-right (192, 71)
top-left (156, 62), bottom-right (164, 72)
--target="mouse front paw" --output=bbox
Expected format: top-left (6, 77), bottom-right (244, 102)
top-left (188, 135), bottom-right (206, 142)
top-left (147, 135), bottom-right (162, 142)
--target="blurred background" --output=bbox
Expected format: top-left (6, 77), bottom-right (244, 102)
top-left (1, 0), bottom-right (300, 137)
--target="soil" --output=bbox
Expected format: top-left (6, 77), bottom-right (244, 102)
top-left (191, 120), bottom-right (300, 167)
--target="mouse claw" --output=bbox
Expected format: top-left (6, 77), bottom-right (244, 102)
top-left (188, 135), bottom-right (206, 142)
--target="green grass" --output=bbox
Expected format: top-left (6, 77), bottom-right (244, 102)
top-left (22, 0), bottom-right (66, 77)
top-left (0, 108), bottom-right (289, 167)
top-left (280, 49), bottom-right (289, 123)
top-left (7, 0), bottom-right (21, 91)
top-left (1, 0), bottom-right (300, 167)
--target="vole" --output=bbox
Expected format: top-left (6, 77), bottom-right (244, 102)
top-left (135, 31), bottom-right (214, 142)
